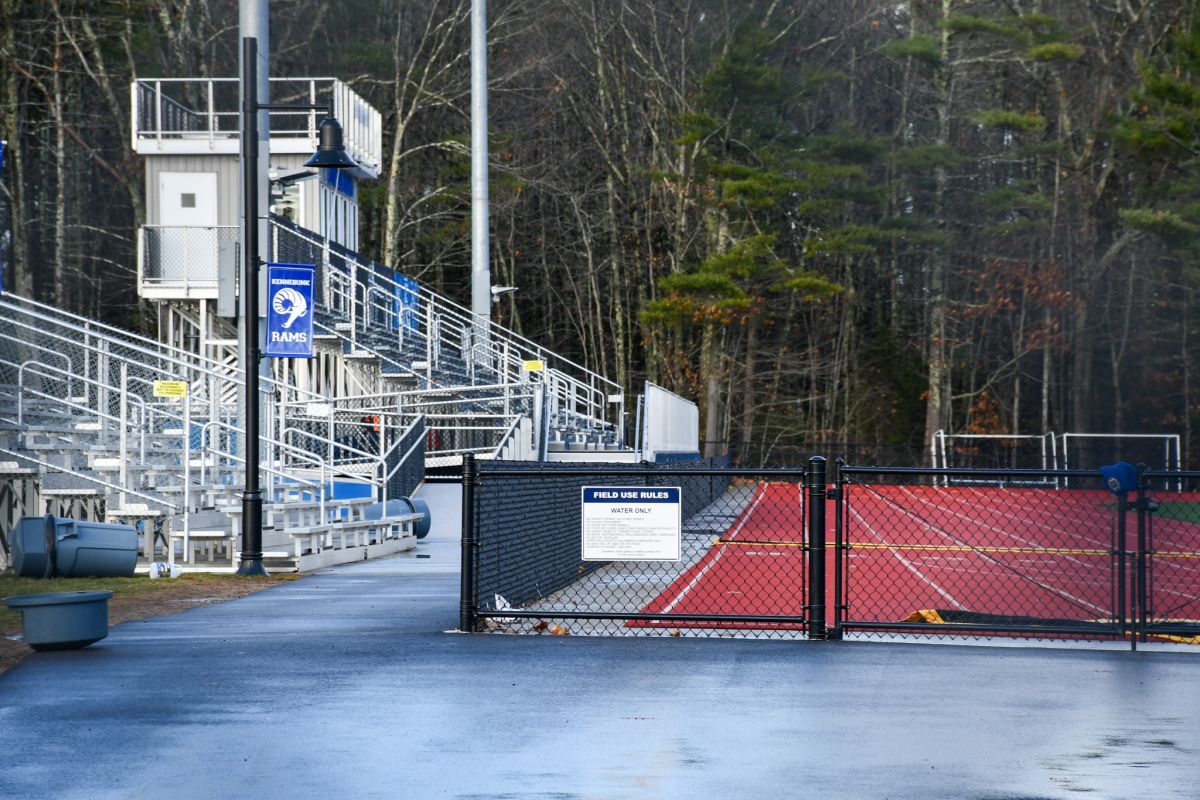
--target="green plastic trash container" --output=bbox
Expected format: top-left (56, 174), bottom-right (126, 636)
top-left (53, 518), bottom-right (138, 578)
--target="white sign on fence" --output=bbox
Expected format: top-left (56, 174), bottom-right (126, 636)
top-left (581, 486), bottom-right (681, 561)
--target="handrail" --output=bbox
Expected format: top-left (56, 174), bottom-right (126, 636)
top-left (132, 77), bottom-right (381, 174)
top-left (17, 356), bottom-right (341, 500)
top-left (491, 416), bottom-right (525, 460)
top-left (2, 334), bottom-right (73, 395)
top-left (270, 217), bottom-right (620, 425)
top-left (1, 295), bottom-right (329, 405)
top-left (196, 421), bottom-right (325, 492)
top-left (18, 361), bottom-right (147, 440)
top-left (2, 294), bottom-right (230, 376)
top-left (280, 426), bottom-right (389, 503)
top-left (311, 319), bottom-right (428, 385)
top-left (381, 413), bottom-right (426, 492)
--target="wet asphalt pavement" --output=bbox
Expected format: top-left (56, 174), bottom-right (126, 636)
top-left (1, 515), bottom-right (1198, 799)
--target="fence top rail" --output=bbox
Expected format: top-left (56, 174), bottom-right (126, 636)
top-left (1144, 469), bottom-right (1199, 480)
top-left (477, 465), bottom-right (808, 479)
top-left (838, 464), bottom-right (1105, 479)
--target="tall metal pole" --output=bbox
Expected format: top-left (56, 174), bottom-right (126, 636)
top-left (238, 36), bottom-right (268, 576)
top-left (470, 0), bottom-right (490, 323)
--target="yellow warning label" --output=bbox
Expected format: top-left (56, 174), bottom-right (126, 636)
top-left (153, 380), bottom-right (188, 398)
top-left (523, 359), bottom-right (546, 372)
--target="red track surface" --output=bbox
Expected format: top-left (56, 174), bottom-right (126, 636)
top-left (635, 483), bottom-right (1200, 631)
top-left (844, 485), bottom-right (1119, 623)
top-left (635, 483), bottom-right (808, 627)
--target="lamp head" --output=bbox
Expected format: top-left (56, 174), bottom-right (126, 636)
top-left (304, 117), bottom-right (357, 170)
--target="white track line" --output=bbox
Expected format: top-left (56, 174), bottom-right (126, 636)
top-left (911, 485), bottom-right (1110, 549)
top-left (657, 485), bottom-right (770, 614)
top-left (870, 487), bottom-right (1107, 615)
top-left (896, 485), bottom-right (1104, 561)
top-left (847, 502), bottom-right (966, 610)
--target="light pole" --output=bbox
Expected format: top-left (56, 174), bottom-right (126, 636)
top-left (238, 35), bottom-right (356, 576)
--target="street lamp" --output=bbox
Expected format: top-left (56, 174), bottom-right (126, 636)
top-left (238, 35), bottom-right (356, 576)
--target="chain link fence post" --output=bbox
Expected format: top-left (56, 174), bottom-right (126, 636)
top-left (1135, 463), bottom-right (1149, 646)
top-left (807, 456), bottom-right (827, 640)
top-left (459, 452), bottom-right (479, 632)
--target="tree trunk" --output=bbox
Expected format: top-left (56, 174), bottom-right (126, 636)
top-left (922, 0), bottom-right (955, 457)
top-left (701, 321), bottom-right (721, 457)
top-left (740, 318), bottom-right (757, 463)
top-left (52, 13), bottom-right (66, 307)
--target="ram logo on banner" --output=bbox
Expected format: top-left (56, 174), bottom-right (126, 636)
top-left (265, 263), bottom-right (315, 358)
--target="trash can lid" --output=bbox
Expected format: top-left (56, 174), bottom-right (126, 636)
top-left (3, 590), bottom-right (114, 608)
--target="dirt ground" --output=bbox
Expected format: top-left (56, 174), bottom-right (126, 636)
top-left (1, 575), bottom-right (298, 675)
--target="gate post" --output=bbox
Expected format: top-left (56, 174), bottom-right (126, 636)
top-left (807, 456), bottom-right (828, 640)
top-left (1115, 492), bottom-right (1129, 645)
top-left (459, 453), bottom-right (479, 632)
top-left (830, 459), bottom-right (845, 640)
top-left (1135, 464), bottom-right (1150, 644)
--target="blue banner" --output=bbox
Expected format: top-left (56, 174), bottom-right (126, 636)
top-left (322, 168), bottom-right (356, 199)
top-left (265, 263), bottom-right (315, 358)
top-left (392, 274), bottom-right (420, 332)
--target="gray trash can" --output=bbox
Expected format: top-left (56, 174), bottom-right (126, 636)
top-left (403, 497), bottom-right (432, 540)
top-left (3, 590), bottom-right (113, 650)
top-left (10, 515), bottom-right (57, 578)
top-left (363, 496), bottom-right (432, 539)
top-left (53, 518), bottom-right (138, 578)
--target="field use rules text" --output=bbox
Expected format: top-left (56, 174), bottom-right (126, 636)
top-left (581, 487), bottom-right (682, 561)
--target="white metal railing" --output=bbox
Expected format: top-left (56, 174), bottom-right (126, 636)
top-left (0, 296), bottom-right (393, 513)
top-left (490, 415), bottom-right (533, 461)
top-left (140, 225), bottom-right (238, 291)
top-left (131, 77), bottom-right (381, 177)
top-left (270, 217), bottom-right (623, 437)
top-left (0, 447), bottom-right (181, 513)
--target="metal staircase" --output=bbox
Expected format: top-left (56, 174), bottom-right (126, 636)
top-left (0, 217), bottom-right (630, 573)
top-left (0, 293), bottom-right (427, 572)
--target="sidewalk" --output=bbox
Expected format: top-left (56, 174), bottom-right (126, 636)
top-left (1, 493), bottom-right (1197, 799)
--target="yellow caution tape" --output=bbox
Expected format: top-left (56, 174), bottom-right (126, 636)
top-left (713, 538), bottom-right (807, 548)
top-left (711, 539), bottom-right (1200, 559)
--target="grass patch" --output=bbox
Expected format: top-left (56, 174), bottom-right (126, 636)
top-left (0, 573), bottom-right (295, 632)
top-left (1150, 502), bottom-right (1200, 524)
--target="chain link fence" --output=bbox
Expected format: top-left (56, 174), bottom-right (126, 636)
top-left (459, 457), bottom-right (1199, 649)
top-left (834, 465), bottom-right (1200, 646)
top-left (462, 456), bottom-right (825, 638)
